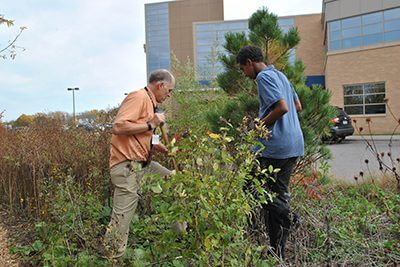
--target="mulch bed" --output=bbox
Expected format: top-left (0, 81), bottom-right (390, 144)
top-left (0, 207), bottom-right (35, 267)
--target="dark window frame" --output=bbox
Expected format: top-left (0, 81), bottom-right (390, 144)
top-left (343, 82), bottom-right (386, 115)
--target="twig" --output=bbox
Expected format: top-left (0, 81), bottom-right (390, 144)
top-left (0, 27), bottom-right (25, 54)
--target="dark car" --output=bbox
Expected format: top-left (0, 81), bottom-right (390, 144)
top-left (327, 107), bottom-right (354, 143)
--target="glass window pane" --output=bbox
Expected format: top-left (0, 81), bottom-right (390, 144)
top-left (344, 85), bottom-right (363, 95)
top-left (342, 16), bottom-right (361, 29)
top-left (196, 38), bottom-right (211, 46)
top-left (364, 83), bottom-right (385, 93)
top-left (342, 37), bottom-right (362, 48)
top-left (362, 12), bottom-right (383, 25)
top-left (197, 31), bottom-right (215, 39)
top-left (329, 40), bottom-right (342, 50)
top-left (384, 30), bottom-right (400, 42)
top-left (363, 33), bottom-right (384, 46)
top-left (384, 7), bottom-right (400, 21)
top-left (344, 96), bottom-right (363, 105)
top-left (288, 49), bottom-right (296, 65)
top-left (363, 23), bottom-right (383, 35)
top-left (278, 18), bottom-right (295, 27)
top-left (365, 94), bottom-right (385, 104)
top-left (342, 27), bottom-right (362, 38)
top-left (149, 62), bottom-right (158, 70)
top-left (198, 24), bottom-right (215, 31)
top-left (384, 19), bottom-right (400, 32)
top-left (214, 23), bottom-right (229, 31)
top-left (197, 45), bottom-right (212, 53)
top-left (344, 106), bottom-right (363, 115)
top-left (330, 30), bottom-right (341, 41)
top-left (329, 20), bottom-right (341, 31)
top-left (158, 13), bottom-right (168, 21)
top-left (365, 105), bottom-right (386, 114)
top-left (217, 31), bottom-right (229, 40)
top-left (159, 60), bottom-right (170, 68)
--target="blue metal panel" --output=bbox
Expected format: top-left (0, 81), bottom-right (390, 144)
top-left (306, 75), bottom-right (325, 87)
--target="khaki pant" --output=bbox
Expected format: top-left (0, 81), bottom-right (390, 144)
top-left (104, 160), bottom-right (171, 258)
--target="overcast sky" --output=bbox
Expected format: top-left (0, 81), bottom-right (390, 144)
top-left (0, 0), bottom-right (322, 122)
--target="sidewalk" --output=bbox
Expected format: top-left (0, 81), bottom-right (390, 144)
top-left (348, 135), bottom-right (400, 141)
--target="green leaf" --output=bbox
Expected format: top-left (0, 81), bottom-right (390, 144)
top-left (151, 183), bottom-right (163, 194)
top-left (134, 248), bottom-right (146, 259)
top-left (268, 165), bottom-right (273, 173)
top-left (32, 240), bottom-right (43, 251)
top-left (196, 158), bottom-right (203, 166)
top-left (213, 162), bottom-right (219, 171)
top-left (173, 259), bottom-right (185, 267)
top-left (273, 168), bottom-right (281, 173)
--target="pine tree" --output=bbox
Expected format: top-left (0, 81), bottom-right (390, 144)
top-left (207, 7), bottom-right (336, 174)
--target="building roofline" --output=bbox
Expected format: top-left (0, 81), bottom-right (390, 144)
top-left (193, 19), bottom-right (248, 25)
top-left (279, 12), bottom-right (322, 18)
top-left (192, 13), bottom-right (322, 26)
top-left (144, 0), bottom-right (172, 7)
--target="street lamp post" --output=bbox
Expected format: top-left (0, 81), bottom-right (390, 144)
top-left (67, 87), bottom-right (79, 123)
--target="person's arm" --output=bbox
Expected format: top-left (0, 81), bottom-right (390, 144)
top-left (112, 113), bottom-right (164, 135)
top-left (111, 92), bottom-right (165, 135)
top-left (294, 99), bottom-right (302, 112)
top-left (291, 84), bottom-right (302, 112)
top-left (261, 99), bottom-right (289, 126)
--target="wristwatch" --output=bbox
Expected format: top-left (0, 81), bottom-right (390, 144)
top-left (146, 121), bottom-right (153, 131)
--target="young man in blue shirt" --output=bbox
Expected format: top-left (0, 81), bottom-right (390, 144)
top-left (237, 45), bottom-right (304, 259)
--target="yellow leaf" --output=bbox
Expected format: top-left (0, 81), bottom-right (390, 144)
top-left (208, 133), bottom-right (220, 140)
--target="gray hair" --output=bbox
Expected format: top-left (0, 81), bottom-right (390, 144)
top-left (148, 69), bottom-right (174, 84)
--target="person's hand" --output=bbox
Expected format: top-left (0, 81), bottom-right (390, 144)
top-left (149, 113), bottom-right (165, 128)
top-left (153, 143), bottom-right (168, 154)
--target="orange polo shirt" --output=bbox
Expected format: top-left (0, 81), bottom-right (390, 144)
top-left (109, 88), bottom-right (156, 168)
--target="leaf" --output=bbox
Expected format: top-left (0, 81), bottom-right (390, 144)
top-left (196, 157), bottom-right (203, 166)
top-left (134, 248), bottom-right (146, 259)
top-left (208, 133), bottom-right (220, 140)
top-left (170, 137), bottom-right (176, 146)
top-left (32, 240), bottom-right (43, 251)
top-left (268, 165), bottom-right (273, 173)
top-left (151, 183), bottom-right (163, 194)
top-left (172, 260), bottom-right (185, 267)
top-left (273, 168), bottom-right (281, 173)
top-left (223, 136), bottom-right (233, 142)
top-left (204, 235), bottom-right (212, 251)
top-left (213, 162), bottom-right (219, 171)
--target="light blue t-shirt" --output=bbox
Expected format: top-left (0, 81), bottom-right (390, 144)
top-left (255, 65), bottom-right (304, 159)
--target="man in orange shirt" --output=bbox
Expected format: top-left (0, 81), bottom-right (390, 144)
top-left (104, 69), bottom-right (175, 258)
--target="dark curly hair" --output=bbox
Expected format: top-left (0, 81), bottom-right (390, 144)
top-left (236, 45), bottom-right (264, 65)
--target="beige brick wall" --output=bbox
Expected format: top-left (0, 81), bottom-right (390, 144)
top-left (326, 44), bottom-right (400, 134)
top-left (295, 14), bottom-right (326, 76)
top-left (169, 0), bottom-right (223, 64)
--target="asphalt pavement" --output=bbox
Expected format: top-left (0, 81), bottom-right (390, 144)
top-left (327, 135), bottom-right (400, 183)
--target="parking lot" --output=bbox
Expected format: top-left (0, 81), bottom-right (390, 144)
top-left (328, 136), bottom-right (400, 183)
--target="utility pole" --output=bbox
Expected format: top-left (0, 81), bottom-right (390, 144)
top-left (67, 87), bottom-right (79, 123)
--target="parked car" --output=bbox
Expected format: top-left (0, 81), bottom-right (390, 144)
top-left (327, 107), bottom-right (355, 143)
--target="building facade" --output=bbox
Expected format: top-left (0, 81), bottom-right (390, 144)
top-left (144, 0), bottom-right (400, 134)
top-left (145, 0), bottom-right (223, 76)
top-left (323, 0), bottom-right (400, 134)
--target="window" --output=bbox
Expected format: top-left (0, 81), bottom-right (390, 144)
top-left (145, 2), bottom-right (170, 74)
top-left (328, 7), bottom-right (400, 51)
top-left (343, 82), bottom-right (386, 115)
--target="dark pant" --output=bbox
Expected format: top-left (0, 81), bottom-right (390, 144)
top-left (249, 157), bottom-right (298, 259)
